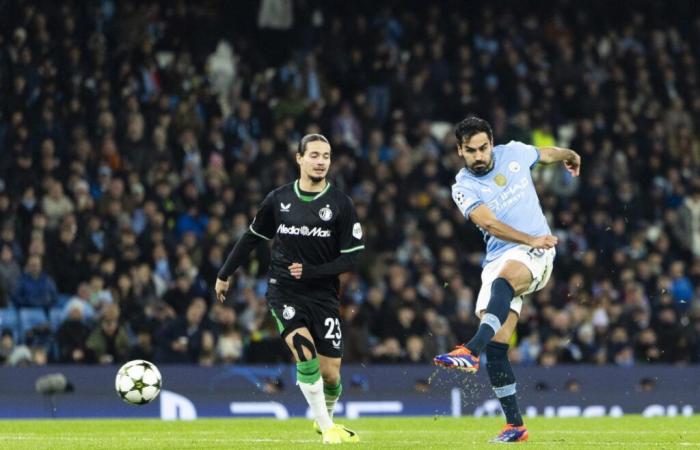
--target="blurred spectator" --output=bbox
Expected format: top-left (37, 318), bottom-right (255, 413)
top-left (128, 327), bottom-right (156, 362)
top-left (86, 304), bottom-right (129, 365)
top-left (156, 297), bottom-right (212, 363)
top-left (7, 345), bottom-right (33, 367)
top-left (0, 329), bottom-right (15, 364)
top-left (56, 305), bottom-right (92, 363)
top-left (670, 261), bottom-right (694, 312)
top-left (678, 185), bottom-right (700, 257)
top-left (62, 282), bottom-right (96, 323)
top-left (405, 335), bottom-right (428, 364)
top-left (41, 180), bottom-right (74, 229)
top-left (211, 304), bottom-right (243, 364)
top-left (12, 255), bottom-right (58, 309)
top-left (0, 244), bottom-right (21, 308)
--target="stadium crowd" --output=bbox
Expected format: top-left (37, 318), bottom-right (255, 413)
top-left (0, 0), bottom-right (699, 367)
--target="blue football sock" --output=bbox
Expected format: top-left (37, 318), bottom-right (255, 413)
top-left (486, 341), bottom-right (523, 426)
top-left (466, 278), bottom-right (514, 355)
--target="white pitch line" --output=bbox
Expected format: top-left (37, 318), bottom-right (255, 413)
top-left (0, 435), bottom-right (321, 444)
top-left (361, 430), bottom-right (700, 435)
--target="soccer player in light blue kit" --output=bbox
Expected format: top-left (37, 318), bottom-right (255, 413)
top-left (434, 116), bottom-right (581, 443)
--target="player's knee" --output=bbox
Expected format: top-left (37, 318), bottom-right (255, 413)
top-left (485, 278), bottom-right (514, 326)
top-left (290, 333), bottom-right (317, 362)
top-left (321, 368), bottom-right (340, 386)
top-left (491, 277), bottom-right (515, 297)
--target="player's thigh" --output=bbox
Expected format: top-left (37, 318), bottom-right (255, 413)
top-left (491, 311), bottom-right (518, 344)
top-left (318, 354), bottom-right (341, 385)
top-left (268, 288), bottom-right (318, 361)
top-left (475, 257), bottom-right (524, 316)
top-left (497, 260), bottom-right (534, 295)
top-left (284, 326), bottom-right (318, 362)
top-left (308, 302), bottom-right (344, 359)
top-left (499, 246), bottom-right (556, 296)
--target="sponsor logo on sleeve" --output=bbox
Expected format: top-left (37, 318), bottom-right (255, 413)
top-left (352, 223), bottom-right (363, 240)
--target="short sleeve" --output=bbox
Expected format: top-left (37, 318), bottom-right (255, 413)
top-left (249, 192), bottom-right (276, 240)
top-left (337, 197), bottom-right (365, 254)
top-left (507, 140), bottom-right (540, 169)
top-left (452, 184), bottom-right (482, 220)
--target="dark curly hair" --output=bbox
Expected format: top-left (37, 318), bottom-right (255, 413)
top-left (455, 116), bottom-right (493, 146)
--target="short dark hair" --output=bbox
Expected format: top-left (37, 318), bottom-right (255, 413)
top-left (297, 133), bottom-right (330, 155)
top-left (455, 116), bottom-right (493, 146)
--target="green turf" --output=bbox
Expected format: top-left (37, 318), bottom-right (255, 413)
top-left (0, 416), bottom-right (698, 449)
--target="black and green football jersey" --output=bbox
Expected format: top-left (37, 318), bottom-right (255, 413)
top-left (249, 180), bottom-right (365, 295)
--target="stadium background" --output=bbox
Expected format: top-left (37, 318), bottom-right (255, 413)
top-left (0, 0), bottom-right (698, 377)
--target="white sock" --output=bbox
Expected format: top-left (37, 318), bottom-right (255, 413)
top-left (326, 396), bottom-right (337, 419)
top-left (324, 382), bottom-right (342, 419)
top-left (298, 378), bottom-right (333, 431)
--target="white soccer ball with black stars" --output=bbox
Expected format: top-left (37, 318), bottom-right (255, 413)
top-left (115, 359), bottom-right (162, 405)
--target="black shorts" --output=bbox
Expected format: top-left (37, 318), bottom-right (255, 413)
top-left (266, 284), bottom-right (342, 358)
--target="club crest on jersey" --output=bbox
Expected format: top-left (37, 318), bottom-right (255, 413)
top-left (508, 161), bottom-right (521, 173)
top-left (494, 173), bottom-right (507, 187)
top-left (282, 305), bottom-right (296, 320)
top-left (280, 202), bottom-right (291, 212)
top-left (353, 222), bottom-right (363, 239)
top-left (319, 205), bottom-right (333, 221)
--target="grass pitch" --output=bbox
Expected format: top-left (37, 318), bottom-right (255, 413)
top-left (0, 416), bottom-right (698, 449)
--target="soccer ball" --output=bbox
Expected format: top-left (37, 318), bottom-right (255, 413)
top-left (115, 359), bottom-right (162, 405)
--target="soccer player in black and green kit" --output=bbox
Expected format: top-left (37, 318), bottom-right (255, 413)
top-left (215, 134), bottom-right (363, 444)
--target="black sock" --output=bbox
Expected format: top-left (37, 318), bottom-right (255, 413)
top-left (486, 341), bottom-right (523, 426)
top-left (466, 278), bottom-right (514, 355)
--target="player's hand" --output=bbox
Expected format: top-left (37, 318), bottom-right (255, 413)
top-left (289, 263), bottom-right (303, 279)
top-left (564, 151), bottom-right (581, 177)
top-left (529, 235), bottom-right (558, 249)
top-left (215, 277), bottom-right (230, 303)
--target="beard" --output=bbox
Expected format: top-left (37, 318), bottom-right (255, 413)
top-left (468, 157), bottom-right (493, 175)
top-left (309, 175), bottom-right (325, 183)
top-left (470, 163), bottom-right (488, 175)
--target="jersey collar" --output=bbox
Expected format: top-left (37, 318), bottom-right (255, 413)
top-left (294, 179), bottom-right (331, 202)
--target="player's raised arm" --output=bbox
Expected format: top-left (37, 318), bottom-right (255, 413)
top-left (537, 146), bottom-right (581, 177)
top-left (215, 192), bottom-right (276, 302)
top-left (469, 204), bottom-right (558, 250)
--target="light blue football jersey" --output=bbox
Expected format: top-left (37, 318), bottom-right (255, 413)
top-left (452, 141), bottom-right (551, 266)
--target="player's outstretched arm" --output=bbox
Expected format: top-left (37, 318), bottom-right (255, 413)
top-left (469, 204), bottom-right (558, 250)
top-left (215, 230), bottom-right (267, 302)
top-left (537, 146), bottom-right (581, 177)
top-left (217, 191), bottom-right (276, 302)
